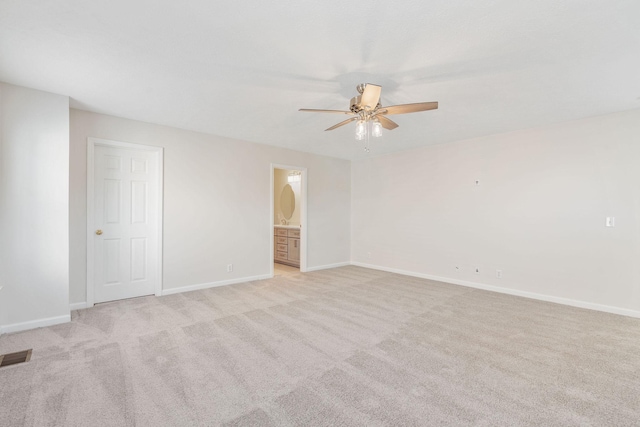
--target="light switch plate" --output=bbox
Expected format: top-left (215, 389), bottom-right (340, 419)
top-left (606, 217), bottom-right (615, 227)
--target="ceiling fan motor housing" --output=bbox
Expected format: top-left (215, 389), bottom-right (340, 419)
top-left (350, 95), bottom-right (381, 113)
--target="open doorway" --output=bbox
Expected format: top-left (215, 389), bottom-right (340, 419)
top-left (271, 164), bottom-right (307, 277)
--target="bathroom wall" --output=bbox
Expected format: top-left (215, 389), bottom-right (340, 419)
top-left (274, 168), bottom-right (301, 226)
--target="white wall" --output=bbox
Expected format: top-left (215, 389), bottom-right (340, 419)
top-left (274, 168), bottom-right (301, 226)
top-left (70, 109), bottom-right (351, 304)
top-left (0, 83), bottom-right (70, 333)
top-left (352, 108), bottom-right (640, 316)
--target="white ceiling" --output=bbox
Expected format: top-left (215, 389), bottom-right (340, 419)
top-left (1, 0), bottom-right (639, 159)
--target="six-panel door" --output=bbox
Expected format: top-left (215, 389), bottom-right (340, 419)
top-left (93, 145), bottom-right (159, 303)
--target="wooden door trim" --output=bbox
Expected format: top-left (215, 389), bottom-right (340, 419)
top-left (86, 137), bottom-right (164, 307)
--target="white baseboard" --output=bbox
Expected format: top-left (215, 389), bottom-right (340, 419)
top-left (70, 302), bottom-right (89, 311)
top-left (0, 314), bottom-right (71, 335)
top-left (64, 265), bottom-right (351, 308)
top-left (305, 262), bottom-right (351, 272)
top-left (160, 274), bottom-right (272, 296)
top-left (351, 261), bottom-right (640, 319)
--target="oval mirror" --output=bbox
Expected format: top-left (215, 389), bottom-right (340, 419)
top-left (280, 184), bottom-right (295, 220)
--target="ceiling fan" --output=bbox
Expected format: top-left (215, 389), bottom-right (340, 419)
top-left (299, 83), bottom-right (438, 141)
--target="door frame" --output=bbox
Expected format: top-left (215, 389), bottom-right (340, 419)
top-left (86, 137), bottom-right (164, 307)
top-left (271, 164), bottom-right (308, 276)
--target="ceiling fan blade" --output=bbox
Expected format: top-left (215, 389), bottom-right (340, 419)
top-left (299, 108), bottom-right (354, 114)
top-left (380, 102), bottom-right (438, 115)
top-left (360, 84), bottom-right (382, 110)
top-left (377, 115), bottom-right (399, 130)
top-left (325, 117), bottom-right (358, 131)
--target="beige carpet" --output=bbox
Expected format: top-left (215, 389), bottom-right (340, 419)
top-left (1, 266), bottom-right (639, 426)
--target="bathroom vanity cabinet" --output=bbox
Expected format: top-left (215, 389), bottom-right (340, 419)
top-left (274, 226), bottom-right (300, 267)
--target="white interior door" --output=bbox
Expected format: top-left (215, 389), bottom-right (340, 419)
top-left (92, 143), bottom-right (161, 303)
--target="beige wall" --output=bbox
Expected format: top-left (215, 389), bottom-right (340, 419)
top-left (70, 109), bottom-right (351, 304)
top-left (352, 108), bottom-right (640, 316)
top-left (0, 83), bottom-right (70, 332)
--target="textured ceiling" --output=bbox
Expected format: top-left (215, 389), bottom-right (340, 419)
top-left (1, 0), bottom-right (639, 159)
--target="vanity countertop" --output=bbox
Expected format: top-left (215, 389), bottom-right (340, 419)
top-left (274, 225), bottom-right (301, 230)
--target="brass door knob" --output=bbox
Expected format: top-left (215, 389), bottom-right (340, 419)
top-left (95, 229), bottom-right (103, 235)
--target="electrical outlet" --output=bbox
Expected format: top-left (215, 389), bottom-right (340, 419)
top-left (366, 252), bottom-right (372, 259)
top-left (496, 269), bottom-right (502, 279)
top-left (227, 264), bottom-right (233, 273)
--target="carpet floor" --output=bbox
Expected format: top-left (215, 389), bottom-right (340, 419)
top-left (1, 266), bottom-right (639, 426)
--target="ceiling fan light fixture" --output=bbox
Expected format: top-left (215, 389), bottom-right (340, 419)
top-left (371, 119), bottom-right (383, 138)
top-left (355, 120), bottom-right (366, 140)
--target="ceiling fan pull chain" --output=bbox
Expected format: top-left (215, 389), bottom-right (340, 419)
top-left (364, 120), bottom-right (370, 153)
